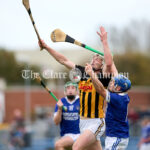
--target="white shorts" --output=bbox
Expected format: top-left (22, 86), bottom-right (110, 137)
top-left (64, 133), bottom-right (80, 142)
top-left (80, 118), bottom-right (105, 141)
top-left (140, 143), bottom-right (150, 150)
top-left (105, 136), bottom-right (129, 150)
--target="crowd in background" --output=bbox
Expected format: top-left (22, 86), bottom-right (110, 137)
top-left (0, 107), bottom-right (149, 150)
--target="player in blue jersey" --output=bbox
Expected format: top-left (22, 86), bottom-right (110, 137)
top-left (53, 81), bottom-right (80, 150)
top-left (138, 117), bottom-right (150, 150)
top-left (85, 63), bottom-right (131, 150)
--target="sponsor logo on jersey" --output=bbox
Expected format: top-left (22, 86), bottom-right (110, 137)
top-left (79, 84), bottom-right (92, 91)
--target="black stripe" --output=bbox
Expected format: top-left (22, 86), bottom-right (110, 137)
top-left (82, 92), bottom-right (86, 116)
top-left (79, 90), bottom-right (81, 115)
top-left (32, 21), bottom-right (35, 25)
top-left (87, 92), bottom-right (91, 118)
top-left (28, 8), bottom-right (31, 15)
top-left (41, 81), bottom-right (46, 88)
top-left (79, 90), bottom-right (81, 97)
top-left (65, 35), bottom-right (75, 43)
top-left (95, 92), bottom-right (99, 118)
top-left (81, 44), bottom-right (86, 48)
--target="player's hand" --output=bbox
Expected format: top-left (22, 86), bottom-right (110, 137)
top-left (85, 63), bottom-right (94, 76)
top-left (97, 26), bottom-right (107, 42)
top-left (38, 39), bottom-right (48, 49)
top-left (57, 100), bottom-right (63, 110)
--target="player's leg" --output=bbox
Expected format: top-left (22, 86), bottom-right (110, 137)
top-left (72, 130), bottom-right (97, 150)
top-left (72, 118), bottom-right (105, 150)
top-left (86, 140), bottom-right (102, 150)
top-left (55, 136), bottom-right (74, 150)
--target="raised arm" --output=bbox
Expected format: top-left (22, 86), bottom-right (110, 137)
top-left (39, 40), bottom-right (75, 69)
top-left (97, 27), bottom-right (118, 75)
top-left (85, 63), bottom-right (107, 98)
top-left (53, 100), bottom-right (63, 125)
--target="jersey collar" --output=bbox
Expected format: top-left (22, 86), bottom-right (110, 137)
top-left (65, 95), bottom-right (79, 104)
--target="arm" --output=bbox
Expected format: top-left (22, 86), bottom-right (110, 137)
top-left (85, 63), bottom-right (107, 98)
top-left (141, 137), bottom-right (150, 143)
top-left (138, 137), bottom-right (150, 148)
top-left (97, 27), bottom-right (118, 75)
top-left (39, 40), bottom-right (75, 69)
top-left (53, 100), bottom-right (63, 125)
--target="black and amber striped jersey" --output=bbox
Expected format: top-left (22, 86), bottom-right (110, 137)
top-left (76, 65), bottom-right (111, 118)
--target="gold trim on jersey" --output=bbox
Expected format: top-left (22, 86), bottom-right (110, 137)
top-left (95, 119), bottom-right (105, 136)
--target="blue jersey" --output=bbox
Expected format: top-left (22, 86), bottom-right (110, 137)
top-left (54, 96), bottom-right (80, 136)
top-left (105, 91), bottom-right (130, 138)
top-left (141, 124), bottom-right (150, 143)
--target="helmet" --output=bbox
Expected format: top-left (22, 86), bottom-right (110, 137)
top-left (64, 81), bottom-right (78, 91)
top-left (92, 53), bottom-right (104, 61)
top-left (113, 74), bottom-right (131, 92)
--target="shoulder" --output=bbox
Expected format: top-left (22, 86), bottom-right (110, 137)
top-left (61, 97), bottom-right (67, 103)
top-left (75, 65), bottom-right (85, 72)
top-left (106, 91), bottom-right (117, 100)
top-left (98, 73), bottom-right (111, 87)
top-left (75, 96), bottom-right (80, 103)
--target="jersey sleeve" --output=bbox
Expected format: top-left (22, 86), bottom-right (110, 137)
top-left (54, 104), bottom-right (58, 112)
top-left (75, 65), bottom-right (85, 74)
top-left (106, 90), bottom-right (121, 105)
top-left (106, 90), bottom-right (111, 103)
top-left (54, 104), bottom-right (58, 117)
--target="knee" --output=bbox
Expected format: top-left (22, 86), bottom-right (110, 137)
top-left (72, 143), bottom-right (80, 150)
top-left (55, 141), bottom-right (62, 150)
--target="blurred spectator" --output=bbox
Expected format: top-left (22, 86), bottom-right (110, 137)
top-left (128, 108), bottom-right (140, 136)
top-left (128, 108), bottom-right (139, 123)
top-left (138, 106), bottom-right (150, 119)
top-left (9, 109), bottom-right (27, 150)
top-left (45, 111), bottom-right (59, 138)
top-left (138, 117), bottom-right (150, 150)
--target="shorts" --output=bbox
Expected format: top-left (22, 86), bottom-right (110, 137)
top-left (105, 136), bottom-right (129, 150)
top-left (64, 133), bottom-right (80, 142)
top-left (140, 143), bottom-right (150, 150)
top-left (80, 118), bottom-right (105, 141)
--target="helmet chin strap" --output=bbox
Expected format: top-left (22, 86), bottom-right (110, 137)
top-left (108, 84), bottom-right (122, 93)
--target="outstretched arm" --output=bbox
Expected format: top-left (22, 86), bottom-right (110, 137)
top-left (97, 27), bottom-right (118, 75)
top-left (39, 40), bottom-right (75, 69)
top-left (85, 63), bottom-right (107, 98)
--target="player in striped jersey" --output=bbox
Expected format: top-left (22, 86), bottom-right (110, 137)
top-left (39, 26), bottom-right (118, 150)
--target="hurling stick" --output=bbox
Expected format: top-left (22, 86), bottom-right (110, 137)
top-left (22, 0), bottom-right (43, 50)
top-left (51, 29), bottom-right (104, 56)
top-left (36, 76), bottom-right (67, 111)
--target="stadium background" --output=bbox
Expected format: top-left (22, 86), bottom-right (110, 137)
top-left (0, 0), bottom-right (150, 150)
